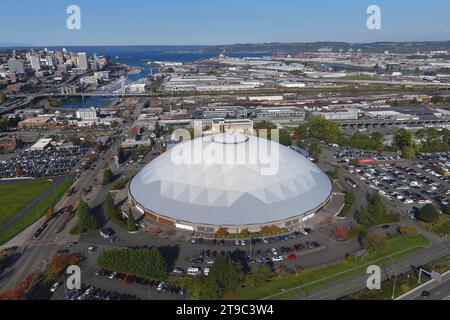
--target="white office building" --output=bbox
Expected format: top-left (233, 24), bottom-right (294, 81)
top-left (76, 107), bottom-right (99, 121)
top-left (8, 58), bottom-right (25, 74)
top-left (312, 109), bottom-right (360, 121)
top-left (77, 53), bottom-right (89, 70)
top-left (30, 55), bottom-right (41, 71)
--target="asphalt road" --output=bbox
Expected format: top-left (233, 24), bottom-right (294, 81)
top-left (397, 270), bottom-right (450, 300)
top-left (414, 276), bottom-right (450, 300)
top-left (291, 239), bottom-right (450, 300)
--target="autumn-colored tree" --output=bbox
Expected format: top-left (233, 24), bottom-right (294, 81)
top-left (215, 228), bottom-right (229, 238)
top-left (46, 254), bottom-right (80, 281)
top-left (293, 129), bottom-right (299, 141)
top-left (260, 225), bottom-right (281, 235)
top-left (333, 227), bottom-right (346, 241)
top-left (0, 287), bottom-right (26, 300)
top-left (240, 228), bottom-right (250, 238)
top-left (45, 205), bottom-right (54, 222)
top-left (0, 274), bottom-right (37, 300)
top-left (15, 164), bottom-right (24, 177)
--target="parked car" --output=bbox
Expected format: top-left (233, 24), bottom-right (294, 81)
top-left (50, 282), bottom-right (61, 293)
top-left (172, 267), bottom-right (184, 274)
top-left (271, 256), bottom-right (283, 262)
top-left (287, 254), bottom-right (297, 261)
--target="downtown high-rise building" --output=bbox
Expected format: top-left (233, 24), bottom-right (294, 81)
top-left (77, 52), bottom-right (89, 70)
top-left (8, 58), bottom-right (25, 74)
top-left (30, 55), bottom-right (41, 71)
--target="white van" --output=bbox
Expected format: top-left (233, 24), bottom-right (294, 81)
top-left (187, 267), bottom-right (202, 276)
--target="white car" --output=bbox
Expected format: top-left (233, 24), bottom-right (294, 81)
top-left (271, 256), bottom-right (284, 262)
top-left (109, 271), bottom-right (117, 279)
top-left (241, 240), bottom-right (246, 246)
top-left (84, 287), bottom-right (95, 295)
top-left (50, 282), bottom-right (61, 293)
top-left (235, 240), bottom-right (240, 246)
top-left (157, 282), bottom-right (166, 291)
top-left (271, 248), bottom-right (278, 256)
top-left (263, 238), bottom-right (269, 244)
top-left (204, 268), bottom-right (210, 276)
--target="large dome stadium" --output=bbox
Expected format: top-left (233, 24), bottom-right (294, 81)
top-left (129, 134), bottom-right (332, 233)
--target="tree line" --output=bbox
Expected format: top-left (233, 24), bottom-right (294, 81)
top-left (199, 255), bottom-right (272, 300)
top-left (296, 116), bottom-right (450, 159)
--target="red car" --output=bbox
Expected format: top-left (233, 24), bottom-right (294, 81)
top-left (287, 254), bottom-right (297, 261)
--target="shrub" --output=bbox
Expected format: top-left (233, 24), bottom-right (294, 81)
top-left (399, 226), bottom-right (417, 235)
top-left (416, 204), bottom-right (440, 223)
top-left (362, 231), bottom-right (387, 252)
top-left (399, 283), bottom-right (411, 293)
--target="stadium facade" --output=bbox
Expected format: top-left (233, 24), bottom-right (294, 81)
top-left (129, 134), bottom-right (332, 234)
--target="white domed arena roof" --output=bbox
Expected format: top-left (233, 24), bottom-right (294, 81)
top-left (129, 134), bottom-right (332, 226)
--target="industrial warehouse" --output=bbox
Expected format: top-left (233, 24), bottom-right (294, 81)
top-left (128, 133), bottom-right (333, 234)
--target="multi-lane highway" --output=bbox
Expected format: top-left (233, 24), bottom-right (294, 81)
top-left (397, 270), bottom-right (450, 300)
top-left (291, 239), bottom-right (450, 300)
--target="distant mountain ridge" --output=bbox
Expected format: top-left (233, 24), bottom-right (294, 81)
top-left (194, 41), bottom-right (450, 54)
top-left (1, 41), bottom-right (449, 54)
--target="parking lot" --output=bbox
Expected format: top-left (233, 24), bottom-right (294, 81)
top-left (175, 230), bottom-right (325, 275)
top-left (50, 241), bottom-right (185, 301)
top-left (344, 152), bottom-right (449, 216)
top-left (334, 147), bottom-right (401, 164)
top-left (0, 146), bottom-right (89, 178)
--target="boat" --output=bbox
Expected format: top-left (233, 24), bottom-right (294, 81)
top-left (115, 56), bottom-right (132, 60)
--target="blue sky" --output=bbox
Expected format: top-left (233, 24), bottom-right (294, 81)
top-left (1, 0), bottom-right (449, 45)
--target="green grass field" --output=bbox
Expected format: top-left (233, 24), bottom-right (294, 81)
top-left (0, 180), bottom-right (53, 227)
top-left (0, 178), bottom-right (74, 245)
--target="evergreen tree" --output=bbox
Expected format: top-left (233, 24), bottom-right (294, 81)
top-left (200, 255), bottom-right (244, 299)
top-left (102, 168), bottom-right (114, 186)
top-left (246, 264), bottom-right (272, 287)
top-left (76, 200), bottom-right (97, 232)
top-left (127, 208), bottom-right (136, 232)
top-left (416, 204), bottom-right (440, 223)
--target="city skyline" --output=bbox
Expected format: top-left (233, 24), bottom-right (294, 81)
top-left (1, 0), bottom-right (450, 46)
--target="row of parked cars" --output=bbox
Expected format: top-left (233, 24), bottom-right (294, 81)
top-left (188, 229), bottom-right (312, 247)
top-left (64, 284), bottom-right (140, 301)
top-left (95, 269), bottom-right (186, 296)
top-left (349, 162), bottom-right (449, 210)
top-left (0, 146), bottom-right (88, 178)
top-left (188, 240), bottom-right (321, 269)
top-left (335, 148), bottom-right (401, 164)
